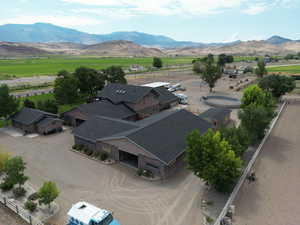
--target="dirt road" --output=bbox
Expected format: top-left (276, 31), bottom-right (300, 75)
top-left (234, 103), bottom-right (300, 225)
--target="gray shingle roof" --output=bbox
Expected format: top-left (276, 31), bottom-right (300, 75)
top-left (77, 100), bottom-right (136, 119)
top-left (74, 109), bottom-right (212, 164)
top-left (199, 108), bottom-right (232, 122)
top-left (154, 87), bottom-right (179, 105)
top-left (125, 110), bottom-right (212, 164)
top-left (98, 83), bottom-right (153, 104)
top-left (73, 116), bottom-right (139, 143)
top-left (11, 107), bottom-right (57, 126)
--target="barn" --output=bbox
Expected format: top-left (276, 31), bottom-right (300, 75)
top-left (73, 109), bottom-right (212, 178)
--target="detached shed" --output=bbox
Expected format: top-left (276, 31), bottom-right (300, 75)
top-left (11, 107), bottom-right (63, 135)
top-left (199, 108), bottom-right (232, 127)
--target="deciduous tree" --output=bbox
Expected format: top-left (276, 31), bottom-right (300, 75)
top-left (238, 104), bottom-right (275, 144)
top-left (185, 129), bottom-right (242, 192)
top-left (193, 55), bottom-right (222, 92)
top-left (0, 85), bottom-right (19, 119)
top-left (38, 181), bottom-right (59, 210)
top-left (2, 156), bottom-right (28, 188)
top-left (74, 67), bottom-right (105, 96)
top-left (153, 57), bottom-right (163, 68)
top-left (258, 74), bottom-right (296, 98)
top-left (103, 66), bottom-right (127, 84)
top-left (255, 59), bottom-right (267, 78)
top-left (219, 126), bottom-right (250, 157)
top-left (54, 71), bottom-right (79, 104)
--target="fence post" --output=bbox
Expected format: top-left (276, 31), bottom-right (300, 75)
top-left (3, 196), bottom-right (6, 206)
top-left (29, 215), bottom-right (32, 225)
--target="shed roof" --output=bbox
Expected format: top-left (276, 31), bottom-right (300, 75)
top-left (73, 116), bottom-right (139, 142)
top-left (11, 107), bottom-right (57, 126)
top-left (200, 108), bottom-right (232, 122)
top-left (77, 100), bottom-right (136, 119)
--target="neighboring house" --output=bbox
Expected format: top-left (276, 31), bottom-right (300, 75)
top-left (11, 107), bottom-right (63, 135)
top-left (98, 83), bottom-right (178, 119)
top-left (63, 100), bottom-right (137, 127)
top-left (73, 109), bottom-right (212, 178)
top-left (67, 202), bottom-right (120, 225)
top-left (129, 64), bottom-right (145, 72)
top-left (199, 107), bottom-right (232, 127)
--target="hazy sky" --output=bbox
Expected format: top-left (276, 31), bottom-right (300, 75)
top-left (1, 0), bottom-right (299, 42)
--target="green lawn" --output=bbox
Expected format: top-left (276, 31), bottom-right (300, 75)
top-left (20, 93), bottom-right (82, 114)
top-left (0, 56), bottom-right (195, 78)
top-left (268, 65), bottom-right (300, 74)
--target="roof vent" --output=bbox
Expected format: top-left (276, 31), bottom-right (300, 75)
top-left (79, 204), bottom-right (86, 209)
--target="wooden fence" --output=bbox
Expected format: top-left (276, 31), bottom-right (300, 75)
top-left (0, 194), bottom-right (44, 225)
top-left (213, 101), bottom-right (287, 225)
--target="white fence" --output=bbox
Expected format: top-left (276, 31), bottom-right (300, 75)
top-left (0, 194), bottom-right (44, 225)
top-left (213, 101), bottom-right (287, 225)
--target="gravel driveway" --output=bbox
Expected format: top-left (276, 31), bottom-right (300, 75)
top-left (0, 130), bottom-right (206, 225)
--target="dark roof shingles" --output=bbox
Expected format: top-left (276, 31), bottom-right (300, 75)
top-left (11, 108), bottom-right (57, 126)
top-left (99, 83), bottom-right (153, 104)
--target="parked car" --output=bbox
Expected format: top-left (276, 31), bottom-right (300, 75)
top-left (67, 202), bottom-right (121, 225)
top-left (175, 93), bottom-right (188, 105)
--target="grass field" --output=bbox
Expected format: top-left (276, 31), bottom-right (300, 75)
top-left (0, 56), bottom-right (259, 79)
top-left (20, 93), bottom-right (81, 113)
top-left (0, 56), bottom-right (195, 78)
top-left (268, 65), bottom-right (300, 74)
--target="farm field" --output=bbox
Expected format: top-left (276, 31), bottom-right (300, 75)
top-left (268, 65), bottom-right (300, 74)
top-left (0, 56), bottom-right (258, 79)
top-left (0, 56), bottom-right (195, 78)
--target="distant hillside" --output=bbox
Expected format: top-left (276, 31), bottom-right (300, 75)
top-left (0, 23), bottom-right (240, 48)
top-left (266, 36), bottom-right (293, 45)
top-left (82, 40), bottom-right (165, 57)
top-left (167, 40), bottom-right (300, 56)
top-left (0, 42), bottom-right (50, 56)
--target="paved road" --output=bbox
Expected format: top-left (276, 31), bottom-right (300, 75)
top-left (234, 103), bottom-right (300, 225)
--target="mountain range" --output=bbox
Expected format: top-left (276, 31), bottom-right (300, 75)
top-left (0, 23), bottom-right (300, 57)
top-left (1, 22), bottom-right (296, 48)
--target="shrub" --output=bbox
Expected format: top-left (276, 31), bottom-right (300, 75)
top-left (28, 192), bottom-right (39, 201)
top-left (0, 181), bottom-right (14, 192)
top-left (92, 152), bottom-right (100, 159)
top-left (84, 148), bottom-right (93, 156)
top-left (142, 170), bottom-right (154, 178)
top-left (24, 200), bottom-right (37, 213)
top-left (137, 169), bottom-right (143, 176)
top-left (13, 187), bottom-right (27, 198)
top-left (100, 153), bottom-right (108, 161)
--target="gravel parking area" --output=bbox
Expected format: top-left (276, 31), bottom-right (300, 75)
top-left (233, 103), bottom-right (300, 225)
top-left (0, 130), bottom-right (206, 225)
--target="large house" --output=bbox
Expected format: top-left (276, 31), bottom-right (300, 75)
top-left (98, 83), bottom-right (179, 119)
top-left (11, 107), bottom-right (63, 135)
top-left (63, 100), bottom-right (137, 127)
top-left (73, 109), bottom-right (212, 178)
top-left (64, 84), bottom-right (179, 126)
